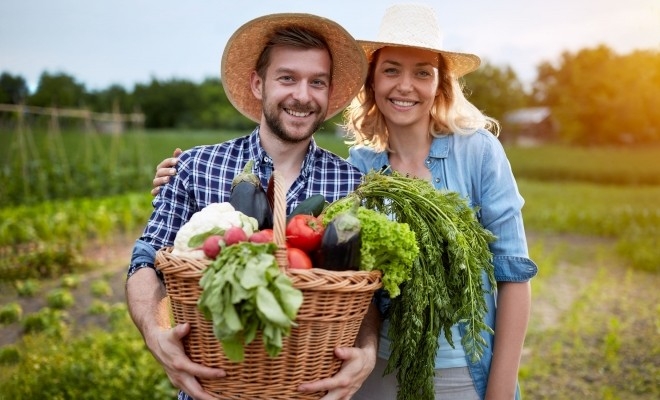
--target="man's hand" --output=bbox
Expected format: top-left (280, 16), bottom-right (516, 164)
top-left (151, 148), bottom-right (182, 196)
top-left (148, 322), bottom-right (226, 400)
top-left (297, 346), bottom-right (376, 400)
top-left (297, 303), bottom-right (380, 399)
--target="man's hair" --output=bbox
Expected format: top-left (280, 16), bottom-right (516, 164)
top-left (255, 26), bottom-right (332, 82)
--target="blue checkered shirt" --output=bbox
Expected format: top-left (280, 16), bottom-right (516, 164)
top-left (128, 127), bottom-right (363, 279)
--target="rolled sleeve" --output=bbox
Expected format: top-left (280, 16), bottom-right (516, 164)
top-left (126, 239), bottom-right (160, 280)
top-left (493, 255), bottom-right (538, 282)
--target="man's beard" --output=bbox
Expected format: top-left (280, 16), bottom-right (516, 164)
top-left (262, 98), bottom-right (325, 144)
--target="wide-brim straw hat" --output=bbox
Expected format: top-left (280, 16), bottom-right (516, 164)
top-left (221, 13), bottom-right (368, 123)
top-left (359, 4), bottom-right (481, 77)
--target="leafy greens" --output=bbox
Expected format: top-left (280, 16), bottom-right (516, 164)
top-left (322, 201), bottom-right (419, 298)
top-left (197, 242), bottom-right (303, 362)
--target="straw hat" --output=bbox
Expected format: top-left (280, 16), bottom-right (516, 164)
top-left (221, 13), bottom-right (368, 123)
top-left (359, 4), bottom-right (481, 77)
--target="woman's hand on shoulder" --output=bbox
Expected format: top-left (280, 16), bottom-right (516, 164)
top-left (152, 148), bottom-right (182, 196)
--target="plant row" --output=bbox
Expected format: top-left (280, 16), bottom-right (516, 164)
top-left (518, 179), bottom-right (660, 272)
top-left (0, 193), bottom-right (152, 281)
top-left (0, 306), bottom-right (176, 399)
top-left (4, 129), bottom-right (660, 207)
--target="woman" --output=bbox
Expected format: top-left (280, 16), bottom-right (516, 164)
top-left (344, 5), bottom-right (537, 400)
top-left (153, 4), bottom-right (537, 399)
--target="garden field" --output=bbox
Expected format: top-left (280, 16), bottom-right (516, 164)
top-left (0, 129), bottom-right (658, 399)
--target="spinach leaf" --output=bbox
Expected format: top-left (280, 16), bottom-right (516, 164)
top-left (198, 242), bottom-right (302, 362)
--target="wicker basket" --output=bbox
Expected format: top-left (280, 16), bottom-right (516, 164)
top-left (155, 171), bottom-right (382, 399)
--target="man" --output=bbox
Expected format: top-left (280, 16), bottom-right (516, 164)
top-left (126, 13), bottom-right (379, 400)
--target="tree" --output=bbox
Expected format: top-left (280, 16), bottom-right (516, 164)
top-left (196, 78), bottom-right (252, 130)
top-left (462, 61), bottom-right (530, 124)
top-left (0, 72), bottom-right (29, 104)
top-left (532, 45), bottom-right (660, 145)
top-left (86, 84), bottom-right (134, 114)
top-left (28, 72), bottom-right (87, 108)
top-left (133, 78), bottom-right (203, 129)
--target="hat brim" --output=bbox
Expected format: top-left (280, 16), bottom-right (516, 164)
top-left (359, 41), bottom-right (481, 78)
top-left (221, 14), bottom-right (368, 123)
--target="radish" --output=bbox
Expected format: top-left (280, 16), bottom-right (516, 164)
top-left (249, 229), bottom-right (274, 243)
top-left (202, 235), bottom-right (224, 259)
top-left (224, 226), bottom-right (248, 246)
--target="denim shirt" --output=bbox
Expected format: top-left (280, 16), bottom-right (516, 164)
top-left (348, 129), bottom-right (538, 399)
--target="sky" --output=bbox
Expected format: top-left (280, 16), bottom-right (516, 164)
top-left (1, 0), bottom-right (659, 92)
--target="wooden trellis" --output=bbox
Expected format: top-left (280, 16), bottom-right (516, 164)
top-left (0, 103), bottom-right (145, 134)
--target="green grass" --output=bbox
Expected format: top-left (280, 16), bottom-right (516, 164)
top-left (0, 310), bottom-right (177, 399)
top-left (0, 128), bottom-right (348, 206)
top-left (520, 238), bottom-right (660, 399)
top-left (505, 144), bottom-right (660, 185)
top-left (519, 179), bottom-right (660, 236)
top-left (519, 179), bottom-right (660, 271)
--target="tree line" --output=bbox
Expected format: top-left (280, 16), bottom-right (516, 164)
top-left (1, 44), bottom-right (658, 145)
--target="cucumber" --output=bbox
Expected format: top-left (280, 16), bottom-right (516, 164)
top-left (288, 194), bottom-right (327, 219)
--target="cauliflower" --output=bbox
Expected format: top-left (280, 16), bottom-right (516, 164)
top-left (172, 202), bottom-right (258, 259)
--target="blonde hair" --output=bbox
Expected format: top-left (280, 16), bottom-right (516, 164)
top-left (343, 48), bottom-right (500, 152)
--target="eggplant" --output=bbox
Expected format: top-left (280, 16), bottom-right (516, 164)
top-left (315, 203), bottom-right (361, 271)
top-left (229, 160), bottom-right (273, 230)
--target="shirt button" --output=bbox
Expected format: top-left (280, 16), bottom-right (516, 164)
top-left (435, 178), bottom-right (441, 183)
top-left (264, 156), bottom-right (271, 163)
top-left (425, 158), bottom-right (431, 165)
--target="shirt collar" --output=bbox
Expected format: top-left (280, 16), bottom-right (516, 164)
top-left (366, 134), bottom-right (451, 172)
top-left (247, 127), bottom-right (268, 166)
top-left (301, 138), bottom-right (319, 177)
top-left (429, 134), bottom-right (450, 159)
top-left (249, 126), bottom-right (319, 176)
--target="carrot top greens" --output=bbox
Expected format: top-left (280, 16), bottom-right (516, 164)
top-left (338, 171), bottom-right (496, 400)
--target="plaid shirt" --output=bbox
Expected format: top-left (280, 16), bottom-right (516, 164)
top-left (128, 127), bottom-right (362, 276)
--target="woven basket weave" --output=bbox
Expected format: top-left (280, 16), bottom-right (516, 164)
top-left (155, 170), bottom-right (382, 399)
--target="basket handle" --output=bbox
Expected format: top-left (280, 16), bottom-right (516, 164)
top-left (272, 170), bottom-right (289, 269)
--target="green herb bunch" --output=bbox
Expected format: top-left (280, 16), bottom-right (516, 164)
top-left (344, 171), bottom-right (496, 400)
top-left (197, 242), bottom-right (303, 362)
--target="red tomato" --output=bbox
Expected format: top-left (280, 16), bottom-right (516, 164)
top-left (249, 229), bottom-right (274, 243)
top-left (287, 247), bottom-right (313, 269)
top-left (285, 215), bottom-right (324, 253)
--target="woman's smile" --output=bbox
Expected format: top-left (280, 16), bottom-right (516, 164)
top-left (389, 98), bottom-right (417, 108)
